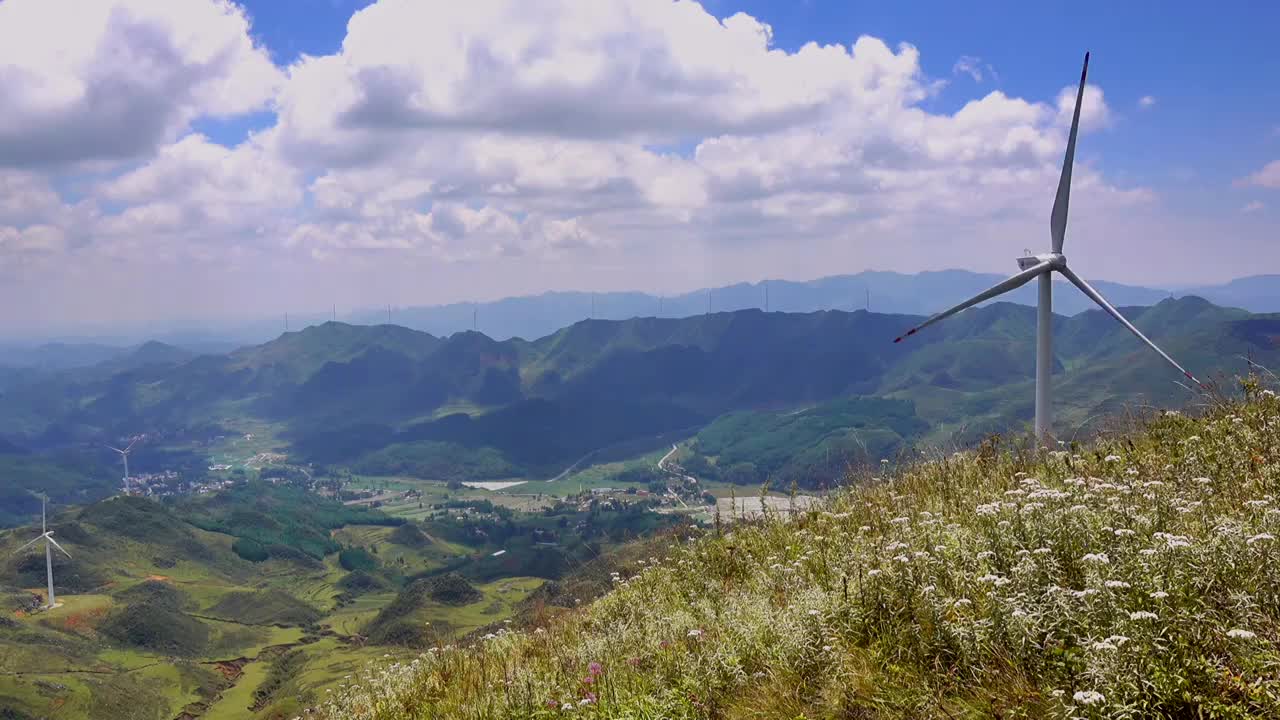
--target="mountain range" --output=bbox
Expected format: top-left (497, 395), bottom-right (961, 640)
top-left (7, 270), bottom-right (1280, 350)
top-left (2, 295), bottom-right (1278, 525)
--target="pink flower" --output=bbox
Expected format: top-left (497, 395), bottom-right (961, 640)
top-left (582, 675), bottom-right (595, 685)
top-left (583, 692), bottom-right (597, 704)
top-left (588, 661), bottom-right (603, 676)
top-left (546, 700), bottom-right (558, 709)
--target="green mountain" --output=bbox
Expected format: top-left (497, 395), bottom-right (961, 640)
top-left (2, 299), bottom-right (1277, 517)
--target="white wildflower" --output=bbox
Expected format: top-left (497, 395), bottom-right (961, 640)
top-left (997, 520), bottom-right (1011, 529)
top-left (1129, 611), bottom-right (1158, 621)
top-left (687, 629), bottom-right (704, 638)
top-left (867, 569), bottom-right (882, 577)
top-left (1248, 533), bottom-right (1276, 545)
top-left (1105, 580), bottom-right (1131, 589)
top-left (1106, 635), bottom-right (1130, 646)
top-left (1104, 455), bottom-right (1122, 463)
top-left (1082, 553), bottom-right (1111, 565)
top-left (977, 551), bottom-right (995, 560)
top-left (1227, 629), bottom-right (1257, 640)
top-left (1114, 528), bottom-right (1136, 537)
top-left (890, 516), bottom-right (910, 525)
top-left (1074, 690), bottom-right (1106, 706)
top-left (1033, 547), bottom-right (1052, 555)
top-left (1150, 591), bottom-right (1169, 599)
top-left (1143, 480), bottom-right (1164, 488)
top-left (1246, 499), bottom-right (1270, 508)
top-left (1091, 640), bottom-right (1118, 651)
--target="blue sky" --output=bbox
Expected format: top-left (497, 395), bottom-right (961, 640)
top-left (1, 0), bottom-right (1276, 335)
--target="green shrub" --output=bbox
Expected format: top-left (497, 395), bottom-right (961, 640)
top-left (338, 547), bottom-right (377, 572)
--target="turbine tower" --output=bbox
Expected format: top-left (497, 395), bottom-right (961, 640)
top-left (12, 497), bottom-right (72, 609)
top-left (893, 53), bottom-right (1201, 439)
top-left (106, 437), bottom-right (139, 490)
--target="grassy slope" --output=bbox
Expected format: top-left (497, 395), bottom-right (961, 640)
top-left (310, 389), bottom-right (1280, 719)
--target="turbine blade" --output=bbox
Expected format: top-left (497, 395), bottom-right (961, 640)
top-left (12, 535), bottom-right (43, 555)
top-left (46, 535), bottom-right (71, 559)
top-left (125, 437), bottom-right (139, 452)
top-left (1050, 52), bottom-right (1089, 254)
top-left (106, 445), bottom-right (123, 453)
top-left (1059, 265), bottom-right (1203, 387)
top-left (894, 261), bottom-right (1052, 342)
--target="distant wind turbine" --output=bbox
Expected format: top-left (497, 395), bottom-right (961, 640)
top-left (12, 496), bottom-right (72, 610)
top-left (893, 53), bottom-right (1201, 438)
top-left (106, 437), bottom-right (139, 489)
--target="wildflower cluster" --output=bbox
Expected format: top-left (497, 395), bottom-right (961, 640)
top-left (306, 394), bottom-right (1280, 719)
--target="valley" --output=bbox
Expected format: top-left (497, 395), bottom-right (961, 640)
top-left (3, 301), bottom-right (1279, 719)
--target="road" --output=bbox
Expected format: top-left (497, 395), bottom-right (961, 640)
top-left (657, 444), bottom-right (679, 472)
top-left (656, 444), bottom-right (691, 508)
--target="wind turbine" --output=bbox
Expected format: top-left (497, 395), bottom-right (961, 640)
top-left (106, 437), bottom-right (139, 489)
top-left (12, 497), bottom-right (72, 610)
top-left (893, 53), bottom-right (1201, 438)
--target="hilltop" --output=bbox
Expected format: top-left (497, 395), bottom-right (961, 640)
top-left (308, 386), bottom-right (1280, 719)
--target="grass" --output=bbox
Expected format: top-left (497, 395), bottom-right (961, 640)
top-left (305, 386), bottom-right (1280, 719)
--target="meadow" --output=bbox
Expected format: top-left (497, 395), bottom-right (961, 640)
top-left (306, 384), bottom-right (1280, 719)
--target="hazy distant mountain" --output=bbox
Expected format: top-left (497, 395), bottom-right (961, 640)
top-left (1180, 275), bottom-right (1280, 314)
top-left (351, 270), bottom-right (1183, 341)
top-left (10, 270), bottom-right (1275, 350)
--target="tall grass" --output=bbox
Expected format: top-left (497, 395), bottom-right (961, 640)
top-left (305, 387), bottom-right (1280, 719)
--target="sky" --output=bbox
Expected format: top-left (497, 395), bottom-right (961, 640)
top-left (1, 0), bottom-right (1277, 337)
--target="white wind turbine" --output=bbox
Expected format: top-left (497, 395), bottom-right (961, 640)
top-left (107, 437), bottom-right (139, 489)
top-left (893, 53), bottom-right (1201, 438)
top-left (11, 496), bottom-right (72, 610)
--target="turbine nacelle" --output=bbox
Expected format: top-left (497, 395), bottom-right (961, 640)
top-left (1017, 253), bottom-right (1066, 272)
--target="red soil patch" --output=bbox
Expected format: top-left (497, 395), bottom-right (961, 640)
top-left (145, 575), bottom-right (171, 582)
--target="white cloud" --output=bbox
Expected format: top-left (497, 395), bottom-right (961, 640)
top-left (1243, 201), bottom-right (1265, 213)
top-left (1056, 84), bottom-right (1110, 131)
top-left (0, 0), bottom-right (281, 169)
top-left (1138, 95), bottom-right (1157, 109)
top-left (952, 55), bottom-right (996, 83)
top-left (1238, 160), bottom-right (1280, 189)
top-left (2, 0), bottom-right (1269, 336)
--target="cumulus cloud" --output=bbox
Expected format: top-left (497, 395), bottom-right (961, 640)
top-left (1138, 95), bottom-right (1156, 109)
top-left (1238, 160), bottom-right (1280, 189)
top-left (0, 0), bottom-right (280, 169)
top-left (1242, 200), bottom-right (1265, 213)
top-left (9, 0), bottom-right (1263, 336)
